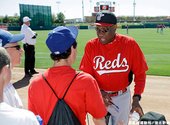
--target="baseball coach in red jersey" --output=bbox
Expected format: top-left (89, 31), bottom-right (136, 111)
top-left (79, 12), bottom-right (148, 125)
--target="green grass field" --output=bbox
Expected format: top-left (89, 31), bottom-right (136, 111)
top-left (11, 28), bottom-right (170, 76)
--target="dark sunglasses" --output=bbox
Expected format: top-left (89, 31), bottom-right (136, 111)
top-left (5, 45), bottom-right (21, 50)
top-left (95, 27), bottom-right (109, 33)
top-left (95, 25), bottom-right (116, 33)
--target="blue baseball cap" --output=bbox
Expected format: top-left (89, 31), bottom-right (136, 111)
top-left (46, 26), bottom-right (78, 54)
top-left (0, 29), bottom-right (25, 47)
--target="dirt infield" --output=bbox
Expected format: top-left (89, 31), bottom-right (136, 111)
top-left (11, 67), bottom-right (170, 124)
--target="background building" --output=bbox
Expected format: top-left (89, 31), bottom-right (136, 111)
top-left (19, 4), bottom-right (52, 30)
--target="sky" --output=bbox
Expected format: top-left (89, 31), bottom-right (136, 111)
top-left (0, 0), bottom-right (170, 19)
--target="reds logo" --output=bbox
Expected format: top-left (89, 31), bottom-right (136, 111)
top-left (93, 53), bottom-right (129, 75)
top-left (96, 13), bottom-right (104, 21)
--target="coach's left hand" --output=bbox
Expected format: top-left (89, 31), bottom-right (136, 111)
top-left (130, 96), bottom-right (144, 117)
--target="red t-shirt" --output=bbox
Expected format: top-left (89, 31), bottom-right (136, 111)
top-left (79, 34), bottom-right (148, 95)
top-left (28, 66), bottom-right (107, 125)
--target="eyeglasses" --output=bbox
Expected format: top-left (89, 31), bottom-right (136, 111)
top-left (95, 25), bottom-right (117, 34)
top-left (95, 27), bottom-right (110, 33)
top-left (95, 26), bottom-right (113, 33)
top-left (5, 45), bottom-right (21, 50)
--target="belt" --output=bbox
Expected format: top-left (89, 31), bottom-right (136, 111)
top-left (107, 88), bottom-right (127, 97)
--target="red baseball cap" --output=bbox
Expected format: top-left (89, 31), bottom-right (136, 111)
top-left (94, 12), bottom-right (117, 26)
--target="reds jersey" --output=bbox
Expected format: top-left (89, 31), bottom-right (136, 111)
top-left (28, 66), bottom-right (107, 125)
top-left (79, 34), bottom-right (148, 95)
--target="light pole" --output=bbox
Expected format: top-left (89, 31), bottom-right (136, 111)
top-left (89, 0), bottom-right (92, 14)
top-left (82, 0), bottom-right (85, 22)
top-left (56, 1), bottom-right (61, 14)
top-left (133, 0), bottom-right (136, 21)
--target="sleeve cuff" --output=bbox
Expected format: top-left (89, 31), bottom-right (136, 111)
top-left (133, 94), bottom-right (141, 101)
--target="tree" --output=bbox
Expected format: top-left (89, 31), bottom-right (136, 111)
top-left (3, 15), bottom-right (9, 23)
top-left (56, 12), bottom-right (65, 24)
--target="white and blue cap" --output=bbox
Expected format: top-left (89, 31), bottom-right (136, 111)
top-left (46, 26), bottom-right (78, 55)
top-left (0, 29), bottom-right (25, 47)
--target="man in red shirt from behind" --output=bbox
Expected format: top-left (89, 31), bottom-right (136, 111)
top-left (79, 12), bottom-right (148, 125)
top-left (28, 26), bottom-right (107, 125)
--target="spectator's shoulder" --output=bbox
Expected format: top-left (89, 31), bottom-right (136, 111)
top-left (77, 71), bottom-right (96, 82)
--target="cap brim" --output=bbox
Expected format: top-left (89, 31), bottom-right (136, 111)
top-left (23, 19), bottom-right (31, 22)
top-left (10, 34), bottom-right (25, 43)
top-left (66, 26), bottom-right (78, 39)
top-left (94, 23), bottom-right (113, 27)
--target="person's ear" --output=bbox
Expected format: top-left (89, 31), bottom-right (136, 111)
top-left (113, 24), bottom-right (117, 29)
top-left (1, 65), bottom-right (8, 80)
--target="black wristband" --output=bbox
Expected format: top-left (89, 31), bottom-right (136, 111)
top-left (32, 35), bottom-right (36, 39)
top-left (133, 94), bottom-right (141, 101)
